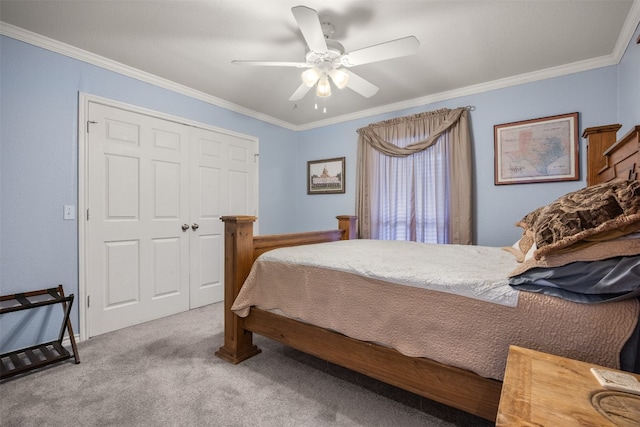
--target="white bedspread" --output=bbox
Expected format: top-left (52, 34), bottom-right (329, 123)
top-left (258, 239), bottom-right (520, 307)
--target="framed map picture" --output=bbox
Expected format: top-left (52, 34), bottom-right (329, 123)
top-left (494, 112), bottom-right (579, 185)
top-left (307, 157), bottom-right (345, 194)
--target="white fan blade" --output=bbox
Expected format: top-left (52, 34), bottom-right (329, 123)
top-left (342, 69), bottom-right (378, 98)
top-left (291, 5), bottom-right (327, 53)
top-left (232, 60), bottom-right (308, 68)
top-left (289, 82), bottom-right (312, 101)
top-left (341, 36), bottom-right (420, 67)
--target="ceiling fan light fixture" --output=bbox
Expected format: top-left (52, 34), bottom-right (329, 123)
top-left (329, 69), bottom-right (349, 89)
top-left (301, 68), bottom-right (320, 87)
top-left (316, 75), bottom-right (331, 97)
top-left (234, 6), bottom-right (413, 106)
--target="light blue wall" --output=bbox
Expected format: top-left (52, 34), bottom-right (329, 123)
top-left (295, 66), bottom-right (622, 246)
top-left (1, 26), bottom-right (639, 339)
top-left (0, 36), bottom-right (297, 341)
top-left (617, 22), bottom-right (640, 135)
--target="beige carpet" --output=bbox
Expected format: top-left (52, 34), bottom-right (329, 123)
top-left (0, 303), bottom-right (491, 426)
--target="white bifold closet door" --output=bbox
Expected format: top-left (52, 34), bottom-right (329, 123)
top-left (86, 102), bottom-right (256, 337)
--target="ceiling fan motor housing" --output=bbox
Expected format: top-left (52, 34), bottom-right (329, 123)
top-left (305, 40), bottom-right (345, 72)
top-left (321, 21), bottom-right (335, 39)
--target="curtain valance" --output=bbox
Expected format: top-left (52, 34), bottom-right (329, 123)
top-left (356, 108), bottom-right (465, 157)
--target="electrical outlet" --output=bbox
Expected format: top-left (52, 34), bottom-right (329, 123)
top-left (64, 205), bottom-right (76, 220)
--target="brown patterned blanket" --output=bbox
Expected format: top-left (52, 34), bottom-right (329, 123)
top-left (518, 179), bottom-right (640, 259)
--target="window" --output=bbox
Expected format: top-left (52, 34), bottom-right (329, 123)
top-left (371, 134), bottom-right (450, 243)
top-left (356, 107), bottom-right (472, 244)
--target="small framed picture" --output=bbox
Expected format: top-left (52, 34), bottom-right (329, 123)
top-left (307, 157), bottom-right (345, 194)
top-left (494, 112), bottom-right (579, 185)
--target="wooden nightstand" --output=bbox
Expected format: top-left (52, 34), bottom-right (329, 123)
top-left (496, 345), bottom-right (640, 427)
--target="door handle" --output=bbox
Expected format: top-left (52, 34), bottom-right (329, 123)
top-left (181, 224), bottom-right (190, 231)
top-left (191, 223), bottom-right (200, 231)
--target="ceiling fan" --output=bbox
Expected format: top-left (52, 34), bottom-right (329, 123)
top-left (232, 5), bottom-right (420, 103)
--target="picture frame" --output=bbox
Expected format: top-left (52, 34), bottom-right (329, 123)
top-left (307, 157), bottom-right (345, 194)
top-left (494, 112), bottom-right (579, 185)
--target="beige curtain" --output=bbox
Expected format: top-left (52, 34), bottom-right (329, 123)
top-left (356, 107), bottom-right (472, 244)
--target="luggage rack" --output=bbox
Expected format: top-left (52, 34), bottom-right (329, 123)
top-left (0, 285), bottom-right (80, 379)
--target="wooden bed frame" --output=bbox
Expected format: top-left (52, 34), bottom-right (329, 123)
top-left (214, 123), bottom-right (638, 423)
top-left (215, 215), bottom-right (502, 421)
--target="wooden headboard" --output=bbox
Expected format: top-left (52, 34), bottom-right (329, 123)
top-left (583, 125), bottom-right (640, 185)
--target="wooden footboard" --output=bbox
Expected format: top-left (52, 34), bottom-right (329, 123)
top-left (215, 215), bottom-right (501, 422)
top-left (215, 215), bottom-right (357, 364)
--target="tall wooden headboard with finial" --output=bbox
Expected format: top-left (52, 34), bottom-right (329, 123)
top-left (583, 124), bottom-right (639, 185)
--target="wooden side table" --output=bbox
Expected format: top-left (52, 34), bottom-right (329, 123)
top-left (497, 345), bottom-right (640, 427)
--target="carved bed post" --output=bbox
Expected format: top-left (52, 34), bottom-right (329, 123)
top-left (215, 216), bottom-right (262, 364)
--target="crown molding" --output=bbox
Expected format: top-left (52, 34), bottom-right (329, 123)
top-left (0, 22), bottom-right (297, 131)
top-left (618, 0), bottom-right (640, 52)
top-left (296, 54), bottom-right (619, 131)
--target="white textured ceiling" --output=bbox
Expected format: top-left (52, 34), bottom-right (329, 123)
top-left (1, 1), bottom-right (638, 130)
